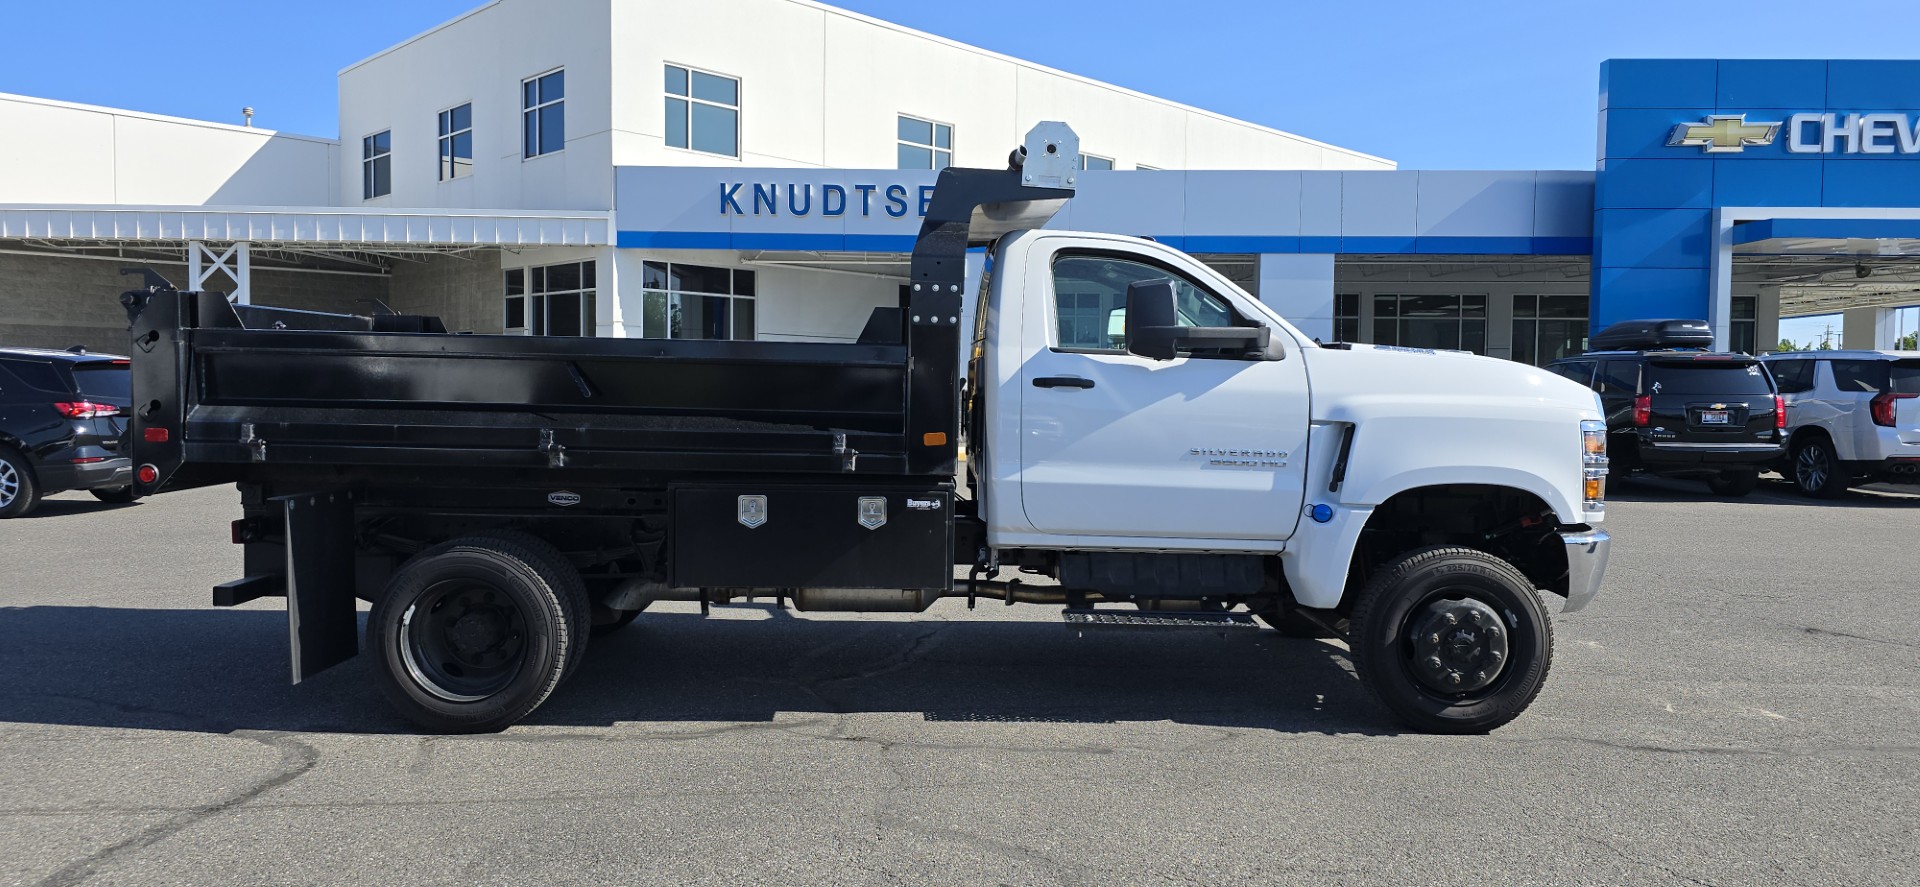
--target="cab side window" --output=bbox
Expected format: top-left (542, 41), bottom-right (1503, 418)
top-left (1551, 361), bottom-right (1596, 388)
top-left (1051, 254), bottom-right (1237, 354)
top-left (1829, 359), bottom-right (1890, 393)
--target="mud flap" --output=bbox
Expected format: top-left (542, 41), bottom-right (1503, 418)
top-left (281, 491), bottom-right (358, 683)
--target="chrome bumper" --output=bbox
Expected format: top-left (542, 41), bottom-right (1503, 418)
top-left (1558, 528), bottom-right (1611, 614)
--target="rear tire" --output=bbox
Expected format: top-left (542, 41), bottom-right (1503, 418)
top-left (1348, 547), bottom-right (1554, 734)
top-left (465, 530), bottom-right (590, 679)
top-left (90, 486), bottom-right (135, 504)
top-left (0, 447), bottom-right (41, 519)
top-left (1791, 436), bottom-right (1851, 498)
top-left (366, 537), bottom-right (577, 733)
top-left (1706, 470), bottom-right (1759, 497)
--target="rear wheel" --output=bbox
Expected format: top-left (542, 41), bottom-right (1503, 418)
top-left (465, 530), bottom-right (590, 678)
top-left (367, 537), bottom-right (577, 733)
top-left (0, 448), bottom-right (41, 519)
top-left (1791, 436), bottom-right (1851, 498)
top-left (1706, 470), bottom-right (1759, 497)
top-left (1348, 547), bottom-right (1554, 734)
top-left (90, 486), bottom-right (135, 504)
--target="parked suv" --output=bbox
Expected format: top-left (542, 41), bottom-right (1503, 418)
top-left (0, 347), bottom-right (134, 517)
top-left (1760, 350), bottom-right (1920, 497)
top-left (1549, 321), bottom-right (1785, 496)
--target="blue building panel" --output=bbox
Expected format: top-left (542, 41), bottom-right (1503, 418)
top-left (1594, 159), bottom-right (1713, 209)
top-left (1591, 267), bottom-right (1711, 329)
top-left (1600, 59), bottom-right (1718, 111)
top-left (1822, 160), bottom-right (1920, 207)
top-left (1711, 159), bottom-right (1822, 207)
top-left (1600, 107), bottom-right (1717, 161)
top-left (1715, 59), bottom-right (1827, 110)
top-left (1592, 208), bottom-right (1713, 270)
top-left (1825, 61), bottom-right (1920, 111)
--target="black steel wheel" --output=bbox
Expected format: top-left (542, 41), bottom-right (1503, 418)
top-left (1791, 436), bottom-right (1851, 499)
top-left (1706, 470), bottom-right (1759, 497)
top-left (0, 447), bottom-right (40, 519)
top-left (1349, 547), bottom-right (1553, 734)
top-left (367, 537), bottom-right (576, 733)
top-left (464, 530), bottom-right (590, 679)
top-left (90, 486), bottom-right (136, 504)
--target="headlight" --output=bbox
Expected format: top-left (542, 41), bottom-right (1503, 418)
top-left (1581, 419), bottom-right (1608, 513)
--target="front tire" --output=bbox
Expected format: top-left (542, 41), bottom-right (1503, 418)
top-left (1706, 470), bottom-right (1759, 497)
top-left (1791, 436), bottom-right (1851, 498)
top-left (0, 447), bottom-right (41, 519)
top-left (1348, 547), bottom-right (1554, 734)
top-left (367, 537), bottom-right (577, 733)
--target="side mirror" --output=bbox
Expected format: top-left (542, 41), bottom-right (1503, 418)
top-left (1124, 280), bottom-right (1180, 361)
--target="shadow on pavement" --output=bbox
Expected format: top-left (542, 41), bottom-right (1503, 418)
top-left (1609, 473), bottom-right (1920, 508)
top-left (0, 605), bottom-right (1395, 737)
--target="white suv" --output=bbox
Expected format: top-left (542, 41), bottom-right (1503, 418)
top-left (1761, 351), bottom-right (1920, 497)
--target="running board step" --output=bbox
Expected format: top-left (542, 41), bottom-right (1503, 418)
top-left (1061, 608), bottom-right (1259, 629)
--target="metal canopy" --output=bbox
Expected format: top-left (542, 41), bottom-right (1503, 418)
top-left (0, 204), bottom-right (613, 249)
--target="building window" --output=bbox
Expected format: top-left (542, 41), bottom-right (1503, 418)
top-left (1372, 294), bottom-right (1488, 354)
top-left (1731, 295), bottom-right (1758, 355)
top-left (504, 261), bottom-right (596, 337)
top-left (1511, 294), bottom-right (1589, 366)
top-left (1080, 153), bottom-right (1114, 171)
top-left (1136, 164), bottom-right (1162, 171)
top-left (361, 130), bottom-right (391, 199)
top-left (665, 64), bottom-right (739, 157)
top-left (1334, 294), bottom-right (1359, 344)
top-left (640, 261), bottom-right (755, 340)
top-left (897, 115), bottom-right (952, 169)
top-left (522, 69), bottom-right (565, 157)
top-left (438, 103), bottom-right (473, 180)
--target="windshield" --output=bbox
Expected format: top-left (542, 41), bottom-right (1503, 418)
top-left (71, 364), bottom-right (132, 404)
top-left (1644, 362), bottom-right (1772, 396)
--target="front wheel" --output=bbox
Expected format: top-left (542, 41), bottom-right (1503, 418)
top-left (0, 447), bottom-right (41, 519)
top-left (1348, 547), bottom-right (1554, 734)
top-left (366, 537), bottom-right (578, 733)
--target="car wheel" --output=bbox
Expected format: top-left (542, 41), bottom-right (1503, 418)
top-left (463, 530), bottom-right (591, 679)
top-left (1348, 547), bottom-right (1554, 734)
top-left (0, 447), bottom-right (42, 519)
top-left (1706, 470), bottom-right (1759, 497)
top-left (1791, 437), bottom-right (1851, 498)
top-left (90, 486), bottom-right (136, 504)
top-left (366, 536), bottom-right (578, 733)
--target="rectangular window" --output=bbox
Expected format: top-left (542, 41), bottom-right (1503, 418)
top-left (522, 69), bottom-right (565, 158)
top-left (1333, 293), bottom-right (1359, 344)
top-left (1371, 294), bottom-right (1488, 355)
top-left (1135, 164), bottom-right (1162, 171)
top-left (897, 115), bottom-right (952, 170)
top-left (361, 130), bottom-right (391, 199)
top-left (1730, 295), bottom-right (1758, 356)
top-left (438, 103), bottom-right (473, 180)
top-left (1511, 294), bottom-right (1590, 366)
top-left (665, 64), bottom-right (739, 158)
top-left (639, 261), bottom-right (755, 341)
top-left (503, 261), bottom-right (595, 337)
top-left (1079, 153), bottom-right (1115, 171)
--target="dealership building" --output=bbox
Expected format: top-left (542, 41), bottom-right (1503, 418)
top-left (4, 0), bottom-right (1920, 361)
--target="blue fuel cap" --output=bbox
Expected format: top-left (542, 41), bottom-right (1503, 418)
top-left (1310, 504), bottom-right (1334, 524)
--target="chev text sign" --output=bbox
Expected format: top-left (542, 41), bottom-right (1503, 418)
top-left (1669, 113), bottom-right (1920, 155)
top-left (720, 182), bottom-right (938, 218)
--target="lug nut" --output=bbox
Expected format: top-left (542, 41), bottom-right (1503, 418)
top-left (1425, 656), bottom-right (1443, 671)
top-left (1429, 633), bottom-right (1442, 644)
top-left (1488, 650), bottom-right (1502, 662)
top-left (1444, 612), bottom-right (1459, 625)
top-left (1448, 672), bottom-right (1463, 685)
top-left (1475, 671), bottom-right (1487, 683)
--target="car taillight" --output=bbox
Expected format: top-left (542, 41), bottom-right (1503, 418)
top-left (1632, 395), bottom-right (1651, 427)
top-left (1774, 395), bottom-right (1787, 430)
top-left (53, 401), bottom-right (118, 419)
top-left (1870, 392), bottom-right (1917, 427)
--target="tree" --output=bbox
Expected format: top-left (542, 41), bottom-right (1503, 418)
top-left (1900, 331), bottom-right (1918, 351)
top-left (1776, 338), bottom-right (1805, 353)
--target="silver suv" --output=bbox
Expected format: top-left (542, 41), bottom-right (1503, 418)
top-left (1761, 350), bottom-right (1920, 497)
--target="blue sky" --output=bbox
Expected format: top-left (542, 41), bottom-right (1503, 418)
top-left (9, 0), bottom-right (1920, 346)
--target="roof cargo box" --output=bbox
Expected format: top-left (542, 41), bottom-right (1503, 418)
top-left (1590, 318), bottom-right (1715, 352)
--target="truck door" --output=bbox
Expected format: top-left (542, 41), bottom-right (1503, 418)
top-left (1017, 242), bottom-right (1311, 542)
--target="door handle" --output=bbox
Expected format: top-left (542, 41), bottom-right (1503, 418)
top-left (1033, 376), bottom-right (1095, 390)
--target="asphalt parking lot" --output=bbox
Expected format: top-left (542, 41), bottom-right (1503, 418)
top-left (2, 478), bottom-right (1917, 886)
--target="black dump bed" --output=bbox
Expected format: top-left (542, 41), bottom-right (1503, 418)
top-left (127, 291), bottom-right (918, 492)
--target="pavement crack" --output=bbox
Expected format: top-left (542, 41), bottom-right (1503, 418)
top-left (31, 731), bottom-right (320, 887)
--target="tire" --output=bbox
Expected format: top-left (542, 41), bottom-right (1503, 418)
top-left (591, 608), bottom-right (642, 637)
top-left (1790, 436), bottom-right (1851, 499)
top-left (1348, 546), bottom-right (1554, 734)
top-left (1706, 470), bottom-right (1759, 497)
top-left (366, 537), bottom-right (577, 733)
top-left (464, 530), bottom-right (591, 679)
top-left (0, 447), bottom-right (41, 519)
top-left (90, 486), bottom-right (135, 504)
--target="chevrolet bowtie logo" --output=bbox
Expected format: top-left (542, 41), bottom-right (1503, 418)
top-left (1668, 115), bottom-right (1781, 153)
